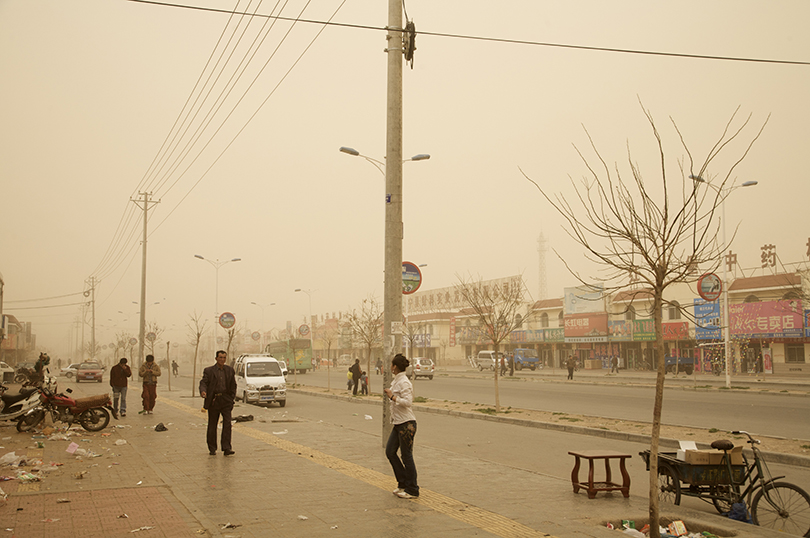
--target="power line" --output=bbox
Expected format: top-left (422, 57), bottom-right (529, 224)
top-left (6, 301), bottom-right (87, 310)
top-left (128, 0), bottom-right (810, 66)
top-left (5, 291), bottom-right (84, 303)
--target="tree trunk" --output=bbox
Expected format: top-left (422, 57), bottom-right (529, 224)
top-left (191, 341), bottom-right (199, 398)
top-left (649, 291), bottom-right (667, 538)
top-left (493, 343), bottom-right (501, 413)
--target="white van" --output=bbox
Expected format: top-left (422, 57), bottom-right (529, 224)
top-left (233, 354), bottom-right (287, 407)
top-left (476, 350), bottom-right (503, 371)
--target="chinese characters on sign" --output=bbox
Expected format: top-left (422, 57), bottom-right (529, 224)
top-left (760, 244), bottom-right (776, 268)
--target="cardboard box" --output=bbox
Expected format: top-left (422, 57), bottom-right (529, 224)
top-left (683, 446), bottom-right (743, 466)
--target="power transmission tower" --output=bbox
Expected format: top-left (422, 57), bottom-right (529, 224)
top-left (537, 232), bottom-right (548, 300)
top-left (130, 192), bottom-right (160, 369)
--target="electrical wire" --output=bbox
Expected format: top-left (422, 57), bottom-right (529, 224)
top-left (128, 0), bottom-right (810, 66)
top-left (6, 302), bottom-right (88, 311)
top-left (5, 291), bottom-right (85, 303)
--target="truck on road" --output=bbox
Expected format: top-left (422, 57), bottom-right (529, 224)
top-left (665, 355), bottom-right (695, 375)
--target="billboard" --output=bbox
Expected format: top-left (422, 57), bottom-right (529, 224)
top-left (730, 299), bottom-right (803, 338)
top-left (564, 285), bottom-right (604, 315)
top-left (564, 313), bottom-right (608, 342)
top-left (694, 299), bottom-right (721, 340)
top-left (608, 320), bottom-right (633, 341)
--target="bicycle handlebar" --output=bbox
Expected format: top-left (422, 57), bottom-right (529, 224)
top-left (731, 430), bottom-right (761, 445)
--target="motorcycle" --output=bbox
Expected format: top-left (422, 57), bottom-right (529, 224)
top-left (0, 381), bottom-right (44, 424)
top-left (17, 383), bottom-right (117, 433)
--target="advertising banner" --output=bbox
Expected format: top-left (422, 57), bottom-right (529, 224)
top-left (564, 313), bottom-right (608, 342)
top-left (762, 347), bottom-right (773, 374)
top-left (694, 299), bottom-right (721, 340)
top-left (633, 319), bottom-right (655, 341)
top-left (805, 310), bottom-right (810, 339)
top-left (563, 285), bottom-right (604, 315)
top-left (730, 299), bottom-right (803, 338)
top-left (663, 322), bottom-right (689, 340)
top-left (608, 320), bottom-right (633, 341)
top-left (544, 328), bottom-right (565, 343)
top-left (509, 330), bottom-right (544, 343)
top-left (449, 317), bottom-right (456, 347)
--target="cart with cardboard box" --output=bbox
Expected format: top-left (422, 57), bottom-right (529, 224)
top-left (640, 431), bottom-right (810, 537)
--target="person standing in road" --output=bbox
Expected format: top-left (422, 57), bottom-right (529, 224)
top-left (383, 353), bottom-right (419, 499)
top-left (172, 360), bottom-right (179, 377)
top-left (375, 357), bottom-right (383, 375)
top-left (565, 355), bottom-right (576, 380)
top-left (110, 358), bottom-right (132, 417)
top-left (199, 350), bottom-right (237, 456)
top-left (610, 355), bottom-right (619, 374)
top-left (350, 359), bottom-right (362, 395)
top-left (508, 354), bottom-right (515, 377)
top-left (139, 354), bottom-right (161, 414)
top-left (499, 354), bottom-right (507, 376)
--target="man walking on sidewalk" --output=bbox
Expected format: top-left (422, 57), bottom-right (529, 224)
top-left (566, 355), bottom-right (577, 380)
top-left (139, 354), bottom-right (161, 414)
top-left (200, 350), bottom-right (237, 456)
top-left (110, 358), bottom-right (132, 417)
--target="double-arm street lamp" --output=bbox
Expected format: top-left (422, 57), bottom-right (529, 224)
top-left (690, 175), bottom-right (758, 388)
top-left (194, 255), bottom-right (241, 354)
top-left (340, 146), bottom-right (429, 441)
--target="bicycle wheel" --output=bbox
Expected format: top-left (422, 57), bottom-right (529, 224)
top-left (658, 464), bottom-right (681, 505)
top-left (751, 481), bottom-right (810, 537)
top-left (710, 484), bottom-right (740, 514)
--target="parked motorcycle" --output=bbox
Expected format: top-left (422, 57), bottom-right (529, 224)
top-left (17, 383), bottom-right (117, 433)
top-left (0, 382), bottom-right (44, 424)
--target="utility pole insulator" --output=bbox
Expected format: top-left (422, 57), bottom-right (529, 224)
top-left (403, 20), bottom-right (416, 69)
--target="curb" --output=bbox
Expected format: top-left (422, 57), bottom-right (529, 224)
top-left (288, 388), bottom-right (810, 468)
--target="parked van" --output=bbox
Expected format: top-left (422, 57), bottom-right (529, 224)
top-left (233, 354), bottom-right (287, 407)
top-left (475, 350), bottom-right (503, 371)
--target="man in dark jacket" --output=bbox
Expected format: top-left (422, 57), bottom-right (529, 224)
top-left (199, 350), bottom-right (237, 456)
top-left (110, 358), bottom-right (132, 417)
top-left (350, 359), bottom-right (362, 395)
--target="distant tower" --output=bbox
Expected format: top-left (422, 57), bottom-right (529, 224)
top-left (537, 232), bottom-right (548, 300)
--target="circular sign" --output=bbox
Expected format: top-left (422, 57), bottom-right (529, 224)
top-left (146, 332), bottom-right (157, 342)
top-left (402, 261), bottom-right (422, 295)
top-left (219, 312), bottom-right (236, 329)
top-left (216, 336), bottom-right (224, 344)
top-left (251, 331), bottom-right (261, 341)
top-left (299, 324), bottom-right (310, 336)
top-left (698, 273), bottom-right (723, 302)
top-left (129, 337), bottom-right (138, 346)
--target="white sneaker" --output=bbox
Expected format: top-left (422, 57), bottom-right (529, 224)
top-left (392, 488), bottom-right (404, 495)
top-left (396, 491), bottom-right (418, 499)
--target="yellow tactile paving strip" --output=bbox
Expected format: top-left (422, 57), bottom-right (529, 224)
top-left (163, 398), bottom-right (553, 538)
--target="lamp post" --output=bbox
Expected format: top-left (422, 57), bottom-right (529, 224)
top-left (294, 289), bottom-right (314, 387)
top-left (340, 147), bottom-right (430, 441)
top-left (250, 302), bottom-right (275, 353)
top-left (690, 176), bottom-right (758, 388)
top-left (194, 255), bottom-right (241, 355)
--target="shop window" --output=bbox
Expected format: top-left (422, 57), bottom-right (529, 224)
top-left (668, 301), bottom-right (681, 320)
top-left (515, 314), bottom-right (523, 328)
top-left (744, 294), bottom-right (760, 303)
top-left (786, 344), bottom-right (805, 363)
top-left (558, 312), bottom-right (564, 327)
top-left (625, 305), bottom-right (636, 321)
top-left (540, 313), bottom-right (549, 328)
top-left (783, 291), bottom-right (800, 300)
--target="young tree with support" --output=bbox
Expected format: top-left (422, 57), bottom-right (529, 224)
top-left (186, 311), bottom-right (207, 398)
top-left (347, 296), bottom-right (382, 393)
top-left (523, 104), bottom-right (767, 538)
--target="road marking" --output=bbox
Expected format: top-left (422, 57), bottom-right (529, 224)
top-left (163, 398), bottom-right (552, 538)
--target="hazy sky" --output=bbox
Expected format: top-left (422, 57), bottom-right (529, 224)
top-left (1, 0), bottom-right (808, 355)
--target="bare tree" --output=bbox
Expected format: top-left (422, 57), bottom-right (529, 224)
top-left (455, 275), bottom-right (529, 412)
top-left (402, 319), bottom-right (422, 359)
top-left (319, 322), bottom-right (339, 391)
top-left (144, 321), bottom-right (164, 358)
top-left (523, 104), bottom-right (767, 538)
top-left (186, 311), bottom-right (208, 397)
top-left (225, 326), bottom-right (242, 360)
top-left (346, 296), bottom-right (382, 392)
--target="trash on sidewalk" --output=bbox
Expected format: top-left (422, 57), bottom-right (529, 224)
top-left (48, 433), bottom-right (70, 441)
top-left (66, 443), bottom-right (79, 454)
top-left (0, 452), bottom-right (22, 466)
top-left (220, 522), bottom-right (241, 529)
top-left (136, 481), bottom-right (143, 485)
top-left (154, 423), bottom-right (168, 432)
top-left (272, 430), bottom-right (288, 435)
top-left (364, 415), bottom-right (373, 420)
top-left (233, 415), bottom-right (253, 422)
top-left (130, 526), bottom-right (155, 533)
top-left (115, 440), bottom-right (128, 445)
top-left (0, 486), bottom-right (6, 504)
top-left (41, 518), bottom-right (59, 523)
top-left (117, 513), bottom-right (129, 519)
top-left (75, 471), bottom-right (88, 479)
top-left (668, 520), bottom-right (688, 536)
top-left (297, 515), bottom-right (308, 520)
top-left (56, 498), bottom-right (70, 503)
top-left (16, 471), bottom-right (41, 483)
top-left (331, 525), bottom-right (338, 529)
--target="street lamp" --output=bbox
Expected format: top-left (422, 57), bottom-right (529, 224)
top-left (690, 175), bottom-right (758, 388)
top-left (340, 146), bottom-right (430, 177)
top-left (194, 255), bottom-right (241, 355)
top-left (250, 302), bottom-right (275, 353)
top-left (294, 288), bottom-right (314, 387)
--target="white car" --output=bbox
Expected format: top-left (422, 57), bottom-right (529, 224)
top-left (61, 363), bottom-right (81, 379)
top-left (406, 357), bottom-right (435, 380)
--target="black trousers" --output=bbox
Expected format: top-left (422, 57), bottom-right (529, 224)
top-left (207, 402), bottom-right (233, 452)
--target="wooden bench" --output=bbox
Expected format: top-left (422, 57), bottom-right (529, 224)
top-left (568, 450), bottom-right (631, 499)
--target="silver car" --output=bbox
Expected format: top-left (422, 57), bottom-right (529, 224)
top-left (406, 357), bottom-right (435, 380)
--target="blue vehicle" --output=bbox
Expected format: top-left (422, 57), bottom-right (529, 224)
top-left (512, 348), bottom-right (541, 371)
top-left (665, 355), bottom-right (695, 375)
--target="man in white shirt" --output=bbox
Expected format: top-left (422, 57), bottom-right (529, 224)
top-left (383, 354), bottom-right (420, 499)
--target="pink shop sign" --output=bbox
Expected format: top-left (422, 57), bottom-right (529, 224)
top-left (730, 299), bottom-right (803, 338)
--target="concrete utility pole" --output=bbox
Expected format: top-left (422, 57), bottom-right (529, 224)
top-left (381, 0), bottom-right (404, 446)
top-left (131, 192), bottom-right (160, 369)
top-left (85, 276), bottom-right (97, 359)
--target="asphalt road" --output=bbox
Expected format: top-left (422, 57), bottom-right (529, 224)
top-left (295, 368), bottom-right (810, 440)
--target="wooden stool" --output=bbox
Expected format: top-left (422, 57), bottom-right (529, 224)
top-left (568, 450), bottom-right (631, 499)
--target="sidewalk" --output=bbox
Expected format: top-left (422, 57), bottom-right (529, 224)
top-left (0, 381), bottom-right (802, 538)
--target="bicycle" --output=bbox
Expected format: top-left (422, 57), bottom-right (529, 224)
top-left (642, 431), bottom-right (810, 537)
